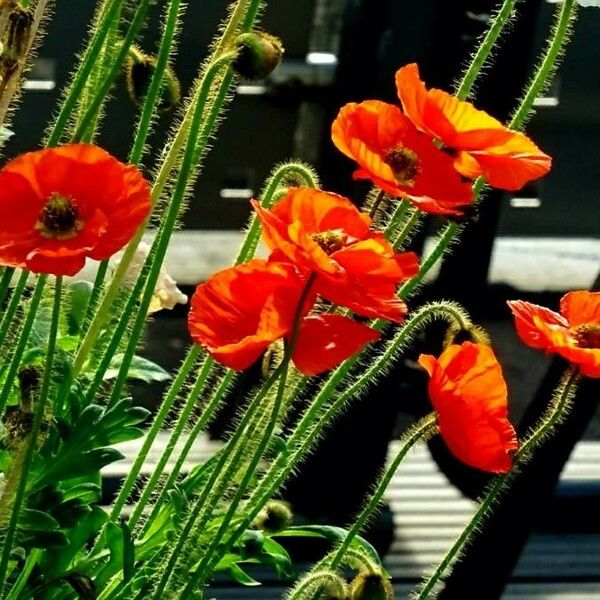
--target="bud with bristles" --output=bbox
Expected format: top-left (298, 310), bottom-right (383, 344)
top-left (349, 570), bottom-right (394, 600)
top-left (254, 500), bottom-right (293, 532)
top-left (125, 45), bottom-right (181, 113)
top-left (233, 31), bottom-right (284, 80)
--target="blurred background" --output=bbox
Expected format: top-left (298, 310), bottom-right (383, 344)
top-left (6, 0), bottom-right (600, 597)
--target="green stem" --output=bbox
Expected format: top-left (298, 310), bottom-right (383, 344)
top-left (136, 369), bottom-right (235, 533)
top-left (186, 274), bottom-right (317, 592)
top-left (392, 207), bottom-right (421, 250)
top-left (150, 366), bottom-right (285, 599)
top-left (0, 270), bottom-right (29, 349)
top-left (415, 367), bottom-right (580, 599)
top-left (0, 276), bottom-right (47, 415)
top-left (108, 347), bottom-right (203, 521)
top-left (510, 0), bottom-right (576, 129)
top-left (104, 52), bottom-right (237, 408)
top-left (331, 414), bottom-right (437, 570)
top-left (46, 0), bottom-right (125, 146)
top-left (128, 0), bottom-right (184, 164)
top-left (83, 260), bottom-right (109, 327)
top-left (0, 267), bottom-right (15, 307)
top-left (71, 0), bottom-right (153, 142)
top-left (0, 276), bottom-right (62, 591)
top-left (455, 0), bottom-right (521, 99)
top-left (209, 302), bottom-right (470, 577)
top-left (4, 548), bottom-right (41, 600)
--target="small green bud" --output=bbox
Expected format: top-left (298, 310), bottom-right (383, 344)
top-left (253, 500), bottom-right (293, 533)
top-left (125, 46), bottom-right (181, 112)
top-left (349, 571), bottom-right (394, 600)
top-left (232, 31), bottom-right (284, 80)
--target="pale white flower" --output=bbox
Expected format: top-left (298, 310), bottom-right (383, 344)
top-left (114, 242), bottom-right (188, 314)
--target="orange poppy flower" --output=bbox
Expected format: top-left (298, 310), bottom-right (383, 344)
top-left (252, 188), bottom-right (419, 322)
top-left (508, 291), bottom-right (600, 378)
top-left (0, 144), bottom-right (151, 276)
top-left (418, 342), bottom-right (518, 473)
top-left (331, 100), bottom-right (473, 215)
top-left (188, 259), bottom-right (380, 375)
top-left (395, 63), bottom-right (551, 190)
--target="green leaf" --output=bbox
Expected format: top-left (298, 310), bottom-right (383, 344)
top-left (21, 530), bottom-right (69, 548)
top-left (95, 522), bottom-right (125, 590)
top-left (19, 509), bottom-right (61, 532)
top-left (62, 483), bottom-right (102, 504)
top-left (228, 564), bottom-right (261, 587)
top-left (104, 354), bottom-right (171, 383)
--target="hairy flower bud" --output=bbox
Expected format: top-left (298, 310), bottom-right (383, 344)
top-left (348, 570), bottom-right (394, 600)
top-left (3, 6), bottom-right (33, 62)
top-left (17, 364), bottom-right (42, 411)
top-left (125, 46), bottom-right (181, 112)
top-left (232, 31), bottom-right (284, 80)
top-left (253, 500), bottom-right (293, 532)
top-left (3, 405), bottom-right (33, 448)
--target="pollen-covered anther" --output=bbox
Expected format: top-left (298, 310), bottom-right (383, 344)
top-left (310, 230), bottom-right (346, 255)
top-left (384, 145), bottom-right (421, 187)
top-left (574, 324), bottom-right (600, 349)
top-left (35, 194), bottom-right (84, 240)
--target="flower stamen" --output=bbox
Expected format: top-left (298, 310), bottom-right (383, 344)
top-left (574, 324), bottom-right (600, 349)
top-left (35, 193), bottom-right (84, 240)
top-left (384, 146), bottom-right (421, 187)
top-left (310, 230), bottom-right (346, 255)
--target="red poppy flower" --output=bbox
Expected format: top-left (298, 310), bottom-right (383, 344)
top-left (331, 100), bottom-right (473, 215)
top-left (418, 342), bottom-right (518, 473)
top-left (252, 188), bottom-right (419, 322)
top-left (188, 259), bottom-right (380, 375)
top-left (395, 63), bottom-right (551, 190)
top-left (0, 144), bottom-right (151, 276)
top-left (508, 291), bottom-right (600, 378)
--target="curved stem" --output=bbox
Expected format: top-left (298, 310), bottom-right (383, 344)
top-left (0, 276), bottom-right (62, 590)
top-left (415, 367), bottom-right (580, 599)
top-left (331, 414), bottom-right (437, 570)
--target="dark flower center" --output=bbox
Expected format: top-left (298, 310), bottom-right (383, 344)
top-left (574, 324), bottom-right (600, 349)
top-left (310, 230), bottom-right (346, 255)
top-left (384, 146), bottom-right (421, 187)
top-left (35, 194), bottom-right (83, 240)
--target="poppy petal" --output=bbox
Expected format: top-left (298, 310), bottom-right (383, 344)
top-left (560, 290), bottom-right (600, 327)
top-left (292, 314), bottom-right (380, 375)
top-left (507, 300), bottom-right (570, 350)
top-left (418, 342), bottom-right (517, 473)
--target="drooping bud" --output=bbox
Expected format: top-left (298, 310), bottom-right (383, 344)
top-left (253, 500), bottom-right (293, 532)
top-left (3, 6), bottom-right (33, 62)
top-left (125, 45), bottom-right (181, 113)
top-left (17, 364), bottom-right (42, 411)
top-left (232, 31), bottom-right (284, 80)
top-left (348, 570), bottom-right (394, 600)
top-left (443, 322), bottom-right (490, 348)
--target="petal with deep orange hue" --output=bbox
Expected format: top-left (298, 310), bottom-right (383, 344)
top-left (254, 188), bottom-right (419, 322)
top-left (395, 63), bottom-right (551, 190)
top-left (508, 292), bottom-right (600, 378)
top-left (188, 260), bottom-right (309, 371)
top-left (292, 314), bottom-right (380, 375)
top-left (332, 100), bottom-right (473, 214)
top-left (418, 342), bottom-right (518, 473)
top-left (0, 144), bottom-right (151, 276)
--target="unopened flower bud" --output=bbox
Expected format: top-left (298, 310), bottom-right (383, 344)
top-left (3, 405), bottom-right (33, 448)
top-left (349, 570), bottom-right (394, 600)
top-left (3, 6), bottom-right (33, 62)
top-left (261, 339), bottom-right (285, 378)
top-left (125, 46), bottom-right (181, 112)
top-left (253, 500), bottom-right (293, 532)
top-left (17, 364), bottom-right (42, 411)
top-left (444, 322), bottom-right (490, 348)
top-left (232, 31), bottom-right (284, 80)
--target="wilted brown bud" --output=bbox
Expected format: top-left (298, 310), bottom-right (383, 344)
top-left (3, 6), bottom-right (33, 61)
